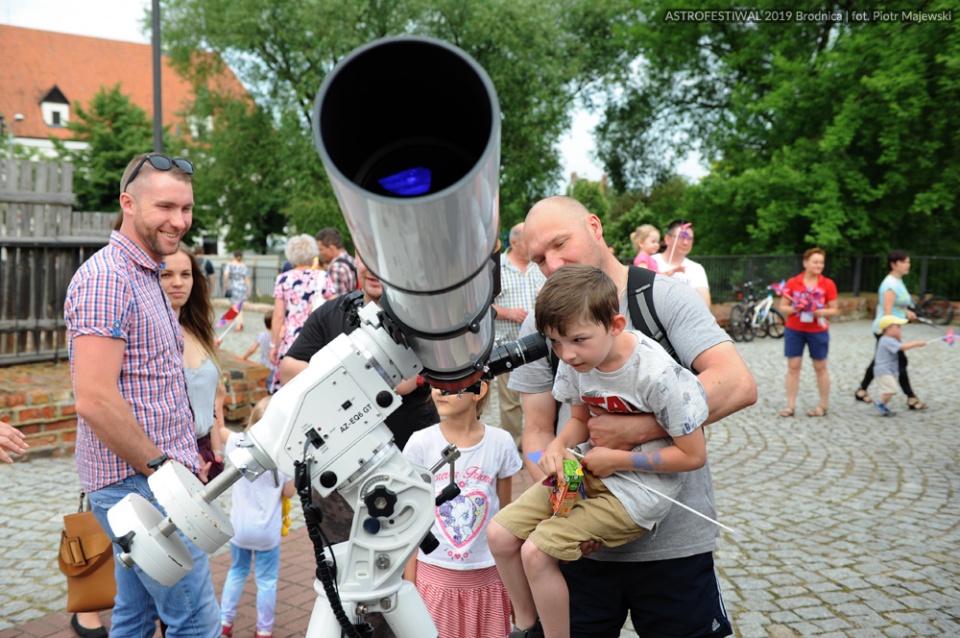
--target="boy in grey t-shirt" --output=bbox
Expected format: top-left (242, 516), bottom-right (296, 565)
top-left (873, 315), bottom-right (926, 416)
top-left (488, 265), bottom-right (709, 638)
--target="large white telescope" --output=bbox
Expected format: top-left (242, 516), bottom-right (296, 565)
top-left (107, 36), bottom-right (546, 638)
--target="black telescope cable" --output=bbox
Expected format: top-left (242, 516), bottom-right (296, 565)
top-left (295, 444), bottom-right (370, 638)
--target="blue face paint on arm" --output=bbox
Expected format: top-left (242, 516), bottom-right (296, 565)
top-left (630, 450), bottom-right (663, 471)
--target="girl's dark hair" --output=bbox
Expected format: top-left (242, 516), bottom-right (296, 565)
top-left (172, 244), bottom-right (219, 365)
top-left (887, 249), bottom-right (909, 269)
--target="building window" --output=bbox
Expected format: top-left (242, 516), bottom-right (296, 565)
top-left (40, 85), bottom-right (70, 128)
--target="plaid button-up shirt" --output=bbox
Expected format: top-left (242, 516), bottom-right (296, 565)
top-left (494, 251), bottom-right (546, 343)
top-left (65, 231), bottom-right (199, 492)
top-left (324, 253), bottom-right (357, 297)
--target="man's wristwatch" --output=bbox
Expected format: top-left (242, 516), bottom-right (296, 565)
top-left (147, 454), bottom-right (169, 472)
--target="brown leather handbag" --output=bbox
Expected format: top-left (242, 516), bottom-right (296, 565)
top-left (57, 494), bottom-right (116, 612)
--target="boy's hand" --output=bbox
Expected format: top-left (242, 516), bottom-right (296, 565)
top-left (581, 447), bottom-right (621, 478)
top-left (539, 441), bottom-right (571, 483)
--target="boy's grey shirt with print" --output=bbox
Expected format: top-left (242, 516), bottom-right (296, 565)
top-left (553, 330), bottom-right (709, 530)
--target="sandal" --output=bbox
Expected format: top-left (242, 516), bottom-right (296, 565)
top-left (854, 389), bottom-right (872, 403)
top-left (907, 397), bottom-right (929, 410)
top-left (807, 405), bottom-right (828, 417)
top-left (778, 407), bottom-right (795, 417)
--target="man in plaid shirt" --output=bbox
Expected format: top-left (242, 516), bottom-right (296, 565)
top-left (491, 222), bottom-right (545, 450)
top-left (64, 153), bottom-right (220, 638)
top-left (316, 227), bottom-right (357, 299)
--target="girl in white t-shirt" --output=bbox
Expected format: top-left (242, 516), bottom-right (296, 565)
top-left (219, 397), bottom-right (295, 638)
top-left (402, 381), bottom-right (522, 638)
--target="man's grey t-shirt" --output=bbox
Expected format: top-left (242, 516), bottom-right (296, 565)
top-left (509, 274), bottom-right (730, 561)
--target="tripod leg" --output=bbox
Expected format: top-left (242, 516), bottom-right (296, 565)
top-left (381, 580), bottom-right (438, 638)
top-left (306, 579), bottom-right (348, 638)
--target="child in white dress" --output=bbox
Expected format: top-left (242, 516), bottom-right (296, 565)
top-left (402, 380), bottom-right (522, 638)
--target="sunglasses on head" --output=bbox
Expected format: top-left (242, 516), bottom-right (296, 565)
top-left (435, 381), bottom-right (483, 396)
top-left (123, 155), bottom-right (195, 193)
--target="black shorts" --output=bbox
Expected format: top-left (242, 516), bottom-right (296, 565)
top-left (560, 552), bottom-right (732, 638)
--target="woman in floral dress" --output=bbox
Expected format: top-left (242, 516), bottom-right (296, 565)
top-left (268, 235), bottom-right (325, 393)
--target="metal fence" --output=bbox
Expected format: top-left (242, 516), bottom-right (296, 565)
top-left (206, 255), bottom-right (283, 302)
top-left (700, 254), bottom-right (960, 303)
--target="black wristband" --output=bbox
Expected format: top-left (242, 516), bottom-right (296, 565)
top-left (147, 454), bottom-right (169, 471)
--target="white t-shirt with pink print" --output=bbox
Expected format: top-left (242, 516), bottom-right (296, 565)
top-left (403, 423), bottom-right (522, 570)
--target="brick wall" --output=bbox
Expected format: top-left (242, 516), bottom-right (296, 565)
top-left (0, 352), bottom-right (270, 460)
top-left (222, 357), bottom-right (271, 425)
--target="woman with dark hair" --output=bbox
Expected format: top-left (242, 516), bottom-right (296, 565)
top-left (855, 249), bottom-right (928, 410)
top-left (162, 243), bottom-right (227, 480)
top-left (778, 247), bottom-right (839, 417)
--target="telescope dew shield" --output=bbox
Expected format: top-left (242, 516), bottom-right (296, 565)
top-left (313, 36), bottom-right (501, 388)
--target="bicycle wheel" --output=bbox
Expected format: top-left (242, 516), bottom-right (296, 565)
top-left (741, 308), bottom-right (757, 342)
top-left (755, 309), bottom-right (769, 338)
top-left (918, 296), bottom-right (954, 325)
top-left (728, 305), bottom-right (745, 342)
top-left (763, 309), bottom-right (786, 338)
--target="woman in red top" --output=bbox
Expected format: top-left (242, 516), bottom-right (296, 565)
top-left (778, 248), bottom-right (840, 417)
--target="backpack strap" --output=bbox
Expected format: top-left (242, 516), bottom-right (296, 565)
top-left (625, 266), bottom-right (681, 366)
top-left (332, 253), bottom-right (358, 275)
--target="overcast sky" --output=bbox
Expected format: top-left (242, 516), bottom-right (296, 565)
top-left (1, 0), bottom-right (703, 185)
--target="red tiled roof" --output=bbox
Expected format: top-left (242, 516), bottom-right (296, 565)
top-left (0, 25), bottom-right (249, 140)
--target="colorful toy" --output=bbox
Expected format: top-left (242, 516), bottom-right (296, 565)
top-left (281, 495), bottom-right (292, 536)
top-left (926, 328), bottom-right (955, 346)
top-left (550, 459), bottom-right (584, 517)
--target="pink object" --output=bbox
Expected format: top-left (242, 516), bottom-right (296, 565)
top-left (633, 252), bottom-right (659, 272)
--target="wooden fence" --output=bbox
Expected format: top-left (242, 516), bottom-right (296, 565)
top-left (0, 159), bottom-right (113, 365)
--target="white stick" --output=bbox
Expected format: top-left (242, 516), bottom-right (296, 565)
top-left (217, 318), bottom-right (238, 342)
top-left (666, 229), bottom-right (679, 266)
top-left (566, 448), bottom-right (737, 533)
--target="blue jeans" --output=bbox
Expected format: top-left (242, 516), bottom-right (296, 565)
top-left (88, 474), bottom-right (220, 638)
top-left (220, 543), bottom-right (281, 633)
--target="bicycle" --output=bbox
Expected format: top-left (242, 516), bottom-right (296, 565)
top-left (729, 281), bottom-right (758, 342)
top-left (729, 280), bottom-right (786, 341)
top-left (912, 291), bottom-right (955, 326)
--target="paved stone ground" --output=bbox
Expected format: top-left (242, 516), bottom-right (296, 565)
top-left (2, 318), bottom-right (958, 637)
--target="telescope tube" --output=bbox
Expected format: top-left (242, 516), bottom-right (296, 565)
top-left (313, 36), bottom-right (501, 389)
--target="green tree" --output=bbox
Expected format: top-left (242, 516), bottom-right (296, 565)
top-left (160, 0), bottom-right (632, 242)
top-left (51, 84), bottom-right (178, 212)
top-left (568, 178), bottom-right (613, 223)
top-left (186, 92), bottom-right (291, 252)
top-left (596, 2), bottom-right (960, 256)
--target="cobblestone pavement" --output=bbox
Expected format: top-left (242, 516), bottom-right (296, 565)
top-left (2, 319), bottom-right (958, 637)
